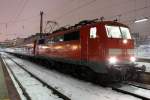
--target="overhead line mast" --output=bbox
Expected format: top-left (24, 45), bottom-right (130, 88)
top-left (40, 11), bottom-right (43, 34)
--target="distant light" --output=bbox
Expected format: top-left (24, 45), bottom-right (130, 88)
top-left (134, 18), bottom-right (149, 23)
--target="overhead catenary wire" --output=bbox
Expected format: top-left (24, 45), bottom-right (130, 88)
top-left (0, 0), bottom-right (31, 25)
top-left (0, 0), bottom-right (29, 34)
top-left (0, 0), bottom-right (149, 25)
top-left (106, 5), bottom-right (150, 20)
top-left (0, 0), bottom-right (96, 25)
top-left (0, 0), bottom-right (97, 36)
top-left (11, 0), bottom-right (29, 23)
top-left (0, 0), bottom-right (149, 38)
top-left (54, 0), bottom-right (97, 20)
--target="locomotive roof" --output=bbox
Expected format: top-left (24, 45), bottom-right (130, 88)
top-left (47, 21), bottom-right (129, 38)
top-left (16, 20), bottom-right (129, 45)
top-left (101, 21), bottom-right (128, 27)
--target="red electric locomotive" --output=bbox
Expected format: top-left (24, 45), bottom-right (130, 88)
top-left (11, 20), bottom-right (146, 82)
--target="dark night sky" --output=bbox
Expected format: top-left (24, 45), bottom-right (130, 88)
top-left (0, 0), bottom-right (150, 41)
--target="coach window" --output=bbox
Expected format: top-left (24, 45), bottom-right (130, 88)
top-left (38, 39), bottom-right (45, 44)
top-left (90, 27), bottom-right (97, 38)
top-left (48, 37), bottom-right (54, 44)
top-left (64, 31), bottom-right (80, 41)
top-left (58, 35), bottom-right (64, 42)
top-left (53, 35), bottom-right (64, 42)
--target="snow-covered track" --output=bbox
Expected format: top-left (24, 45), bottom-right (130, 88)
top-left (1, 55), bottom-right (71, 100)
top-left (138, 58), bottom-right (150, 63)
top-left (112, 83), bottom-right (150, 100)
top-left (126, 81), bottom-right (150, 90)
top-left (1, 52), bottom-right (144, 100)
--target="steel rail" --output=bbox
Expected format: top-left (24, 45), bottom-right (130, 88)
top-left (0, 56), bottom-right (31, 100)
top-left (5, 55), bottom-right (71, 100)
top-left (112, 83), bottom-right (150, 100)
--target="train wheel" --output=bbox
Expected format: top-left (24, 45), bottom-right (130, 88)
top-left (78, 66), bottom-right (96, 82)
top-left (95, 74), bottom-right (109, 86)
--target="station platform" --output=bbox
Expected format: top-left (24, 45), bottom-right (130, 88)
top-left (0, 57), bottom-right (20, 100)
top-left (0, 60), bottom-right (9, 100)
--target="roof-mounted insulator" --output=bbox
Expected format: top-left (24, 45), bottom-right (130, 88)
top-left (113, 18), bottom-right (118, 22)
top-left (100, 16), bottom-right (104, 21)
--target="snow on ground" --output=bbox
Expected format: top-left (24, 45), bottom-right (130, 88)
top-left (136, 54), bottom-right (150, 72)
top-left (135, 62), bottom-right (150, 72)
top-left (2, 55), bottom-right (63, 100)
top-left (118, 85), bottom-right (150, 99)
top-left (2, 52), bottom-right (141, 100)
top-left (137, 56), bottom-right (150, 59)
top-left (3, 59), bottom-right (27, 100)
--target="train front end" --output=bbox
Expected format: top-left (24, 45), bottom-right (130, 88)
top-left (104, 22), bottom-right (145, 81)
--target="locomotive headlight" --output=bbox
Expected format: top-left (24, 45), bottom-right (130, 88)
top-left (130, 56), bottom-right (136, 62)
top-left (123, 39), bottom-right (128, 44)
top-left (109, 56), bottom-right (117, 64)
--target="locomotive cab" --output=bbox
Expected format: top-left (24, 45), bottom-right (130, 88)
top-left (81, 22), bottom-right (135, 67)
top-left (103, 22), bottom-right (145, 81)
top-left (104, 23), bottom-right (135, 65)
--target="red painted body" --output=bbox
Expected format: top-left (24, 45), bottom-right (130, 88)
top-left (35, 21), bottom-right (134, 64)
top-left (13, 21), bottom-right (136, 75)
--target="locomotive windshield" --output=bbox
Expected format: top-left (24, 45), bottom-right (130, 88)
top-left (120, 27), bottom-right (131, 39)
top-left (105, 25), bottom-right (131, 39)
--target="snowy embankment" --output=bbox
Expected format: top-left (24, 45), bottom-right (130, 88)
top-left (2, 55), bottom-right (63, 100)
top-left (2, 52), bottom-right (141, 100)
top-left (136, 61), bottom-right (150, 72)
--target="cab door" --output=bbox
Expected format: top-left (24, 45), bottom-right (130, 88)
top-left (81, 26), bottom-right (100, 62)
top-left (80, 27), bottom-right (89, 62)
top-left (88, 26), bottom-right (100, 62)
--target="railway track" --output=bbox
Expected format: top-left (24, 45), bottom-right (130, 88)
top-left (138, 58), bottom-right (150, 63)
top-left (112, 82), bottom-right (150, 100)
top-left (126, 81), bottom-right (150, 90)
top-left (3, 52), bottom-right (150, 100)
top-left (1, 55), bottom-right (71, 100)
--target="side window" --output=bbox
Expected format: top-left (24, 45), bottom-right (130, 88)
top-left (90, 27), bottom-right (97, 38)
top-left (54, 35), bottom-right (64, 42)
top-left (47, 31), bottom-right (80, 44)
top-left (48, 35), bottom-right (64, 44)
top-left (48, 37), bottom-right (54, 44)
top-left (64, 31), bottom-right (80, 41)
top-left (38, 39), bottom-right (45, 44)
